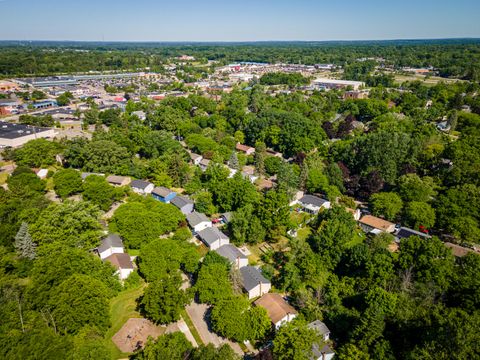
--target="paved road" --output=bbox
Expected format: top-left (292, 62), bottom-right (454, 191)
top-left (185, 302), bottom-right (244, 356)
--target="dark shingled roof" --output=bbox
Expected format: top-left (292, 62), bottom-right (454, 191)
top-left (299, 194), bottom-right (328, 207)
top-left (98, 234), bottom-right (123, 253)
top-left (308, 320), bottom-right (330, 337)
top-left (0, 121), bottom-right (51, 139)
top-left (130, 180), bottom-right (152, 190)
top-left (214, 244), bottom-right (247, 264)
top-left (171, 195), bottom-right (193, 208)
top-left (186, 212), bottom-right (210, 227)
top-left (197, 227), bottom-right (228, 246)
top-left (240, 266), bottom-right (270, 291)
top-left (396, 227), bottom-right (432, 240)
top-left (152, 186), bottom-right (174, 198)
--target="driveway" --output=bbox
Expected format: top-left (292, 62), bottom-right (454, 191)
top-left (185, 302), bottom-right (244, 356)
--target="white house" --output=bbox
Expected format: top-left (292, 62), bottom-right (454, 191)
top-left (308, 320), bottom-right (335, 360)
top-left (189, 153), bottom-right (203, 166)
top-left (130, 180), bottom-right (154, 195)
top-left (299, 195), bottom-right (331, 214)
top-left (254, 293), bottom-right (298, 330)
top-left (186, 212), bottom-right (212, 233)
top-left (215, 244), bottom-right (249, 269)
top-left (98, 234), bottom-right (124, 260)
top-left (359, 215), bottom-right (396, 234)
top-left (36, 169), bottom-right (49, 179)
top-left (197, 227), bottom-right (229, 250)
top-left (240, 266), bottom-right (271, 299)
top-left (104, 253), bottom-right (135, 280)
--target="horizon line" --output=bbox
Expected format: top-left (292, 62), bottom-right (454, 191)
top-left (1, 37), bottom-right (480, 44)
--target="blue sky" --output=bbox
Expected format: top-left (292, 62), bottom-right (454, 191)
top-left (1, 0), bottom-right (479, 41)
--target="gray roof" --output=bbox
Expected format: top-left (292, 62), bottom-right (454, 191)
top-left (187, 211), bottom-right (210, 226)
top-left (171, 195), bottom-right (193, 208)
top-left (221, 212), bottom-right (233, 222)
top-left (106, 175), bottom-right (129, 184)
top-left (186, 212), bottom-right (210, 227)
top-left (197, 227), bottom-right (228, 246)
top-left (240, 266), bottom-right (270, 291)
top-left (199, 158), bottom-right (210, 166)
top-left (299, 194), bottom-right (328, 207)
top-left (312, 343), bottom-right (334, 359)
top-left (397, 227), bottom-right (432, 240)
top-left (308, 320), bottom-right (330, 336)
top-left (152, 186), bottom-right (174, 198)
top-left (130, 179), bottom-right (152, 190)
top-left (0, 121), bottom-right (51, 139)
top-left (190, 153), bottom-right (202, 160)
top-left (98, 234), bottom-right (123, 253)
top-left (214, 244), bottom-right (247, 264)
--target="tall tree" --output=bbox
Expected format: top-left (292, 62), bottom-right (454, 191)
top-left (14, 222), bottom-right (37, 260)
top-left (141, 273), bottom-right (190, 324)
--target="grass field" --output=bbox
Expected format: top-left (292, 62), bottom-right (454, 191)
top-left (106, 283), bottom-right (145, 359)
top-left (394, 74), bottom-right (461, 86)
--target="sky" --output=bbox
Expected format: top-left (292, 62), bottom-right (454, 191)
top-left (1, 0), bottom-right (480, 42)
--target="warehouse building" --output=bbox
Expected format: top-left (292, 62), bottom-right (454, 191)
top-left (0, 121), bottom-right (56, 148)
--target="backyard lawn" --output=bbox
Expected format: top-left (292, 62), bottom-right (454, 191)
top-left (106, 283), bottom-right (145, 359)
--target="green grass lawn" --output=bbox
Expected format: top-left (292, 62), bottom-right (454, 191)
top-left (106, 283), bottom-right (145, 359)
top-left (0, 172), bottom-right (8, 185)
top-left (296, 226), bottom-right (311, 241)
top-left (180, 309), bottom-right (203, 346)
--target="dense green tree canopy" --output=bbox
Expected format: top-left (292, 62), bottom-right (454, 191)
top-left (110, 198), bottom-right (184, 248)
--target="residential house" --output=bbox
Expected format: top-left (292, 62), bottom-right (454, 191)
top-left (359, 215), bottom-right (395, 234)
top-left (152, 186), bottom-right (177, 203)
top-left (199, 158), bottom-right (210, 171)
top-left (396, 227), bottom-right (431, 241)
top-left (236, 143), bottom-right (255, 156)
top-left (240, 266), bottom-right (271, 299)
top-left (197, 227), bottom-right (229, 250)
top-left (308, 320), bottom-right (335, 360)
top-left (346, 207), bottom-right (361, 221)
top-left (171, 195), bottom-right (194, 215)
top-left (131, 110), bottom-right (146, 121)
top-left (254, 293), bottom-right (298, 329)
top-left (186, 212), bottom-right (212, 233)
top-left (257, 178), bottom-right (274, 191)
top-left (36, 169), bottom-right (48, 179)
top-left (266, 149), bottom-right (283, 158)
top-left (299, 195), bottom-right (331, 214)
top-left (344, 90), bottom-right (369, 100)
top-left (444, 243), bottom-right (477, 257)
top-left (104, 253), bottom-right (134, 280)
top-left (308, 320), bottom-right (331, 342)
top-left (221, 212), bottom-right (233, 224)
top-left (214, 244), bottom-right (248, 269)
top-left (106, 175), bottom-right (131, 187)
top-left (189, 153), bottom-right (203, 166)
top-left (97, 234), bottom-right (124, 260)
top-left (130, 180), bottom-right (154, 195)
top-left (241, 165), bottom-right (258, 183)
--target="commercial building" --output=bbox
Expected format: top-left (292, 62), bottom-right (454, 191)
top-left (312, 78), bottom-right (364, 91)
top-left (0, 121), bottom-right (56, 148)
